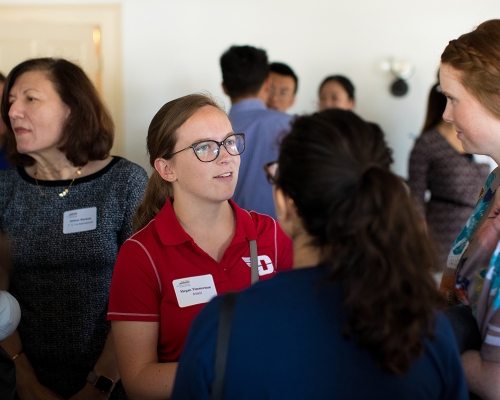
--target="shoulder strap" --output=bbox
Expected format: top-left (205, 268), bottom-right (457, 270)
top-left (249, 239), bottom-right (259, 284)
top-left (212, 291), bottom-right (239, 400)
top-left (243, 210), bottom-right (259, 285)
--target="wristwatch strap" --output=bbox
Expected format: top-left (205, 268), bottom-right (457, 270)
top-left (86, 371), bottom-right (116, 393)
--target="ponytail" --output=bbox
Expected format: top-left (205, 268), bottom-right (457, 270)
top-left (277, 109), bottom-right (444, 374)
top-left (326, 167), bottom-right (443, 374)
top-left (132, 171), bottom-right (172, 232)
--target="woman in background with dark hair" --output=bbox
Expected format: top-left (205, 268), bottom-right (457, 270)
top-left (0, 58), bottom-right (148, 399)
top-left (172, 109), bottom-right (467, 400)
top-left (318, 75), bottom-right (355, 111)
top-left (408, 83), bottom-right (490, 272)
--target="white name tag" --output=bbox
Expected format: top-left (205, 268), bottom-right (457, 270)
top-left (172, 274), bottom-right (217, 308)
top-left (63, 207), bottom-right (97, 234)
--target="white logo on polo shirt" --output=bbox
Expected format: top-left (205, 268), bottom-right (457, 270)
top-left (242, 255), bottom-right (275, 276)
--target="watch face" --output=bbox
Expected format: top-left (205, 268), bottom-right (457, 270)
top-left (95, 376), bottom-right (114, 392)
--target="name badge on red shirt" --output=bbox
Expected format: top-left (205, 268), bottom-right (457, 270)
top-left (172, 274), bottom-right (218, 308)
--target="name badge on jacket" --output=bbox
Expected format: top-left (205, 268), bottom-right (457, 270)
top-left (63, 207), bottom-right (97, 234)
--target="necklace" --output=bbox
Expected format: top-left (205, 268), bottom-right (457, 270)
top-left (34, 166), bottom-right (83, 198)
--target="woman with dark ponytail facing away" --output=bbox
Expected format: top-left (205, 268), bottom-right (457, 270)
top-left (172, 109), bottom-right (468, 400)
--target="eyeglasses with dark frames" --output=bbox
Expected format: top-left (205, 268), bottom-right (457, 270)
top-left (263, 161), bottom-right (279, 185)
top-left (170, 133), bottom-right (245, 162)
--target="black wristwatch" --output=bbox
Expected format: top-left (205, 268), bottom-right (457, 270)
top-left (86, 371), bottom-right (115, 393)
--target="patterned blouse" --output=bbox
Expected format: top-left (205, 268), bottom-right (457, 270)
top-left (441, 168), bottom-right (500, 363)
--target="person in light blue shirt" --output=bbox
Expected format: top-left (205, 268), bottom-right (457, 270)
top-left (220, 45), bottom-right (293, 218)
top-left (267, 62), bottom-right (298, 112)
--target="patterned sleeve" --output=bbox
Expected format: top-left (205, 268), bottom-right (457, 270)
top-left (479, 241), bottom-right (500, 363)
top-left (481, 321), bottom-right (500, 363)
top-left (408, 134), bottom-right (432, 218)
top-left (117, 163), bottom-right (148, 245)
top-left (0, 170), bottom-right (14, 232)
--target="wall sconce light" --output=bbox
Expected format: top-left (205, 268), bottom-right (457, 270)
top-left (381, 59), bottom-right (415, 97)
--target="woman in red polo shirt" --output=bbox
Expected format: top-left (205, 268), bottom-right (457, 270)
top-left (107, 93), bottom-right (293, 399)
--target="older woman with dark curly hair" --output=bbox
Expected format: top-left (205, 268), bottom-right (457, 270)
top-left (0, 58), bottom-right (148, 399)
top-left (172, 109), bottom-right (468, 400)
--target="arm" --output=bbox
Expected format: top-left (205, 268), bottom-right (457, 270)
top-left (0, 233), bottom-right (12, 291)
top-left (462, 350), bottom-right (500, 400)
top-left (112, 320), bottom-right (178, 400)
top-left (407, 134), bottom-right (431, 218)
top-left (108, 202), bottom-right (170, 398)
top-left (0, 330), bottom-right (64, 400)
top-left (68, 331), bottom-right (120, 400)
top-left (118, 164), bottom-right (148, 245)
top-left (70, 165), bottom-right (148, 399)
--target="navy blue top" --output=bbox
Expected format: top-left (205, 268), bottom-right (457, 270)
top-left (173, 266), bottom-right (468, 400)
top-left (229, 99), bottom-right (292, 219)
top-left (0, 143), bottom-right (10, 171)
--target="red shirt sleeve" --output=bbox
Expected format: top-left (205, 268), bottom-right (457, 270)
top-left (107, 238), bottom-right (162, 322)
top-left (275, 221), bottom-right (293, 271)
top-left (250, 210), bottom-right (293, 273)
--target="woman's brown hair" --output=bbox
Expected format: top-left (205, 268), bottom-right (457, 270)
top-left (441, 19), bottom-right (500, 119)
top-left (1, 57), bottom-right (114, 167)
top-left (421, 83), bottom-right (447, 133)
top-left (276, 109), bottom-right (444, 374)
top-left (133, 93), bottom-right (223, 232)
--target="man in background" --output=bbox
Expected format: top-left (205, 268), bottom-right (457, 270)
top-left (267, 62), bottom-right (298, 113)
top-left (220, 45), bottom-right (292, 218)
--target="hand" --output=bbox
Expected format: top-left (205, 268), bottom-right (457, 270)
top-left (68, 383), bottom-right (111, 400)
top-left (16, 381), bottom-right (64, 400)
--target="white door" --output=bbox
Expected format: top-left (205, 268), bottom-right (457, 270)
top-left (0, 21), bottom-right (100, 88)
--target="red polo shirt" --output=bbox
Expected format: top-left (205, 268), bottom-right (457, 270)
top-left (107, 198), bottom-right (293, 361)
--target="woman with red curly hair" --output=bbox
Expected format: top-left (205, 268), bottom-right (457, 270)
top-left (439, 19), bottom-right (500, 400)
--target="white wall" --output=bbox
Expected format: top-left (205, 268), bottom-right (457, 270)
top-left (2, 0), bottom-right (500, 177)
